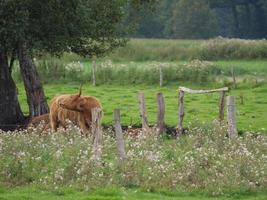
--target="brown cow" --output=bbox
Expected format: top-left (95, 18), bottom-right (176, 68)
top-left (28, 113), bottom-right (50, 130)
top-left (58, 95), bottom-right (102, 132)
top-left (49, 94), bottom-right (82, 132)
top-left (49, 86), bottom-right (102, 134)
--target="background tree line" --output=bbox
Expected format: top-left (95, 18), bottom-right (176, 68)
top-left (131, 0), bottom-right (267, 39)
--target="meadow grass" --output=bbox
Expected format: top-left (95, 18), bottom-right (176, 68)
top-left (108, 38), bottom-right (204, 61)
top-left (215, 60), bottom-right (267, 75)
top-left (1, 186), bottom-right (267, 200)
top-left (17, 82), bottom-right (267, 133)
top-left (12, 58), bottom-right (267, 85)
top-left (82, 59), bottom-right (267, 85)
top-left (107, 38), bottom-right (267, 61)
top-left (6, 38), bottom-right (267, 199)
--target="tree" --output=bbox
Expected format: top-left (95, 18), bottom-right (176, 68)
top-left (0, 52), bottom-right (25, 130)
top-left (127, 0), bottom-right (177, 38)
top-left (171, 0), bottom-right (218, 39)
top-left (210, 0), bottom-right (267, 38)
top-left (0, 0), bottom-right (30, 130)
top-left (0, 0), bottom-right (155, 130)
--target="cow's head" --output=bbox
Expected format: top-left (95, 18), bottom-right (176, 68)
top-left (59, 84), bottom-right (85, 112)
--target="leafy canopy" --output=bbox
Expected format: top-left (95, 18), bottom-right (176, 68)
top-left (0, 0), bottom-right (155, 57)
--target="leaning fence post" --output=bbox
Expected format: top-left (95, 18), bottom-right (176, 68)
top-left (138, 92), bottom-right (149, 130)
top-left (114, 109), bottom-right (126, 162)
top-left (227, 96), bottom-right (237, 139)
top-left (231, 66), bottom-right (237, 88)
top-left (156, 93), bottom-right (165, 134)
top-left (219, 91), bottom-right (226, 123)
top-left (91, 108), bottom-right (102, 162)
top-left (176, 89), bottom-right (185, 136)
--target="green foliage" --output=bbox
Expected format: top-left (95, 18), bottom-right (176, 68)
top-left (0, 124), bottom-right (266, 195)
top-left (128, 0), bottom-right (267, 39)
top-left (171, 0), bottom-right (218, 39)
top-left (0, 0), bottom-right (155, 57)
top-left (0, 0), bottom-right (28, 51)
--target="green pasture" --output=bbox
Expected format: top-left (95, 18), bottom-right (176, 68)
top-left (8, 38), bottom-right (267, 199)
top-left (1, 186), bottom-right (266, 200)
top-left (215, 60), bottom-right (267, 75)
top-left (15, 58), bottom-right (267, 133)
top-left (17, 82), bottom-right (267, 133)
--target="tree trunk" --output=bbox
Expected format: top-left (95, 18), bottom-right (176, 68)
top-left (17, 42), bottom-right (49, 117)
top-left (0, 52), bottom-right (25, 131)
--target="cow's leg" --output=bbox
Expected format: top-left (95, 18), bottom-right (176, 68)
top-left (50, 115), bottom-right (59, 132)
top-left (78, 115), bottom-right (88, 136)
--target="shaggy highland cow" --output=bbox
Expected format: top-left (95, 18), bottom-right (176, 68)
top-left (49, 86), bottom-right (102, 134)
top-left (28, 113), bottom-right (50, 130)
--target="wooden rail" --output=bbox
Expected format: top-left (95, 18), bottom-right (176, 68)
top-left (176, 87), bottom-right (229, 136)
top-left (179, 87), bottom-right (229, 94)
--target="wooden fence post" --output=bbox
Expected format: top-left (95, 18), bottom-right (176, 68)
top-left (239, 93), bottom-right (244, 105)
top-left (159, 65), bottom-right (163, 87)
top-left (219, 91), bottom-right (226, 123)
top-left (156, 93), bottom-right (165, 134)
top-left (114, 109), bottom-right (126, 162)
top-left (138, 92), bottom-right (149, 130)
top-left (91, 58), bottom-right (96, 86)
top-left (231, 66), bottom-right (237, 88)
top-left (227, 96), bottom-right (237, 139)
top-left (91, 108), bottom-right (102, 162)
top-left (176, 90), bottom-right (185, 136)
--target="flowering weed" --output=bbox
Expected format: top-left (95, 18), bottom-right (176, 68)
top-left (0, 123), bottom-right (266, 195)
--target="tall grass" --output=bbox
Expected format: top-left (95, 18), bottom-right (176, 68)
top-left (0, 123), bottom-right (266, 195)
top-left (199, 37), bottom-right (267, 60)
top-left (95, 60), bottom-right (222, 85)
top-left (109, 39), bottom-right (203, 61)
top-left (12, 58), bottom-right (266, 87)
top-left (12, 59), bottom-right (225, 85)
top-left (12, 57), bottom-right (88, 84)
top-left (108, 38), bottom-right (267, 61)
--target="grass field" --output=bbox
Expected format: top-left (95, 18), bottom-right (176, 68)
top-left (4, 38), bottom-right (267, 199)
top-left (16, 58), bottom-right (267, 133)
top-left (1, 186), bottom-right (267, 200)
top-left (16, 82), bottom-right (267, 133)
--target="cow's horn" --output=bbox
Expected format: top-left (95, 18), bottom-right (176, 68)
top-left (78, 83), bottom-right (83, 96)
